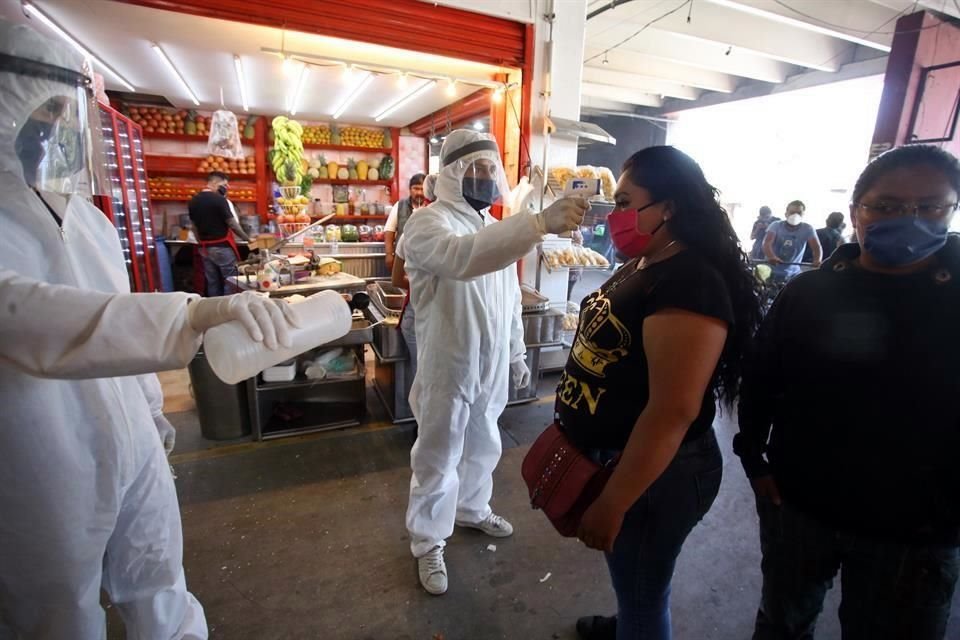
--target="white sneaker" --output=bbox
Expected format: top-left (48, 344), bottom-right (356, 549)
top-left (455, 513), bottom-right (514, 538)
top-left (418, 546), bottom-right (448, 595)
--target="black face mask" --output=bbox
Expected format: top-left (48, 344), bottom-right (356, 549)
top-left (217, 185), bottom-right (228, 196)
top-left (15, 118), bottom-right (54, 187)
top-left (462, 176), bottom-right (500, 212)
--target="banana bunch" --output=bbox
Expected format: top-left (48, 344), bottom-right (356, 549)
top-left (271, 116), bottom-right (305, 185)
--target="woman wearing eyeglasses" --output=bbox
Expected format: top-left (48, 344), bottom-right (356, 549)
top-left (735, 144), bottom-right (960, 640)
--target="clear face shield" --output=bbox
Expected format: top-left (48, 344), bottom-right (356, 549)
top-left (441, 137), bottom-right (511, 211)
top-left (0, 53), bottom-right (106, 197)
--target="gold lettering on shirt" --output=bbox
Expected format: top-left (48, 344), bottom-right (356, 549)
top-left (558, 370), bottom-right (607, 415)
top-left (571, 291), bottom-right (632, 378)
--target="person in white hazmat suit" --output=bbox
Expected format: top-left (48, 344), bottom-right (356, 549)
top-left (399, 130), bottom-right (587, 594)
top-left (0, 21), bottom-right (305, 639)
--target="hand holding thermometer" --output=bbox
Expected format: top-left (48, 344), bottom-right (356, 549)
top-left (557, 178), bottom-right (599, 237)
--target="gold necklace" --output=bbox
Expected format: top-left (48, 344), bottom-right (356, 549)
top-left (637, 240), bottom-right (680, 270)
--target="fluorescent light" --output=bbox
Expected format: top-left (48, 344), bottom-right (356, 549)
top-left (473, 121), bottom-right (484, 131)
top-left (446, 79), bottom-right (456, 97)
top-left (705, 0), bottom-right (891, 52)
top-left (374, 80), bottom-right (436, 122)
top-left (289, 66), bottom-right (310, 115)
top-left (23, 1), bottom-right (135, 91)
top-left (344, 64), bottom-right (354, 80)
top-left (332, 72), bottom-right (373, 120)
top-left (233, 55), bottom-right (249, 112)
top-left (151, 43), bottom-right (199, 106)
top-left (397, 72), bottom-right (408, 88)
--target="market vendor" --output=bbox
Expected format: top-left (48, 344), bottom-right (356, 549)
top-left (384, 172), bottom-right (426, 271)
top-left (188, 171), bottom-right (250, 296)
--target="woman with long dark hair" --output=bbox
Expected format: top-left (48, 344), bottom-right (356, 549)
top-left (559, 146), bottom-right (762, 640)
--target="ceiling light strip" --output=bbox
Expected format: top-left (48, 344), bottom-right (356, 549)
top-left (332, 72), bottom-right (373, 120)
top-left (151, 43), bottom-right (199, 106)
top-left (289, 66), bottom-right (310, 115)
top-left (374, 80), bottom-right (436, 122)
top-left (233, 55), bottom-right (249, 112)
top-left (23, 1), bottom-right (135, 91)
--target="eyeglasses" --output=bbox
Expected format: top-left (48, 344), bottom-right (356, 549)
top-left (854, 201), bottom-right (959, 220)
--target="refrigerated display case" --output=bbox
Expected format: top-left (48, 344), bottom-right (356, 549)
top-left (94, 104), bottom-right (158, 292)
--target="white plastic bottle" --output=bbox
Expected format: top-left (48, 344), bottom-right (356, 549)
top-left (203, 290), bottom-right (353, 385)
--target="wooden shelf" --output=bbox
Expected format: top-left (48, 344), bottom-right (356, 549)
top-left (311, 179), bottom-right (392, 187)
top-left (150, 196), bottom-right (256, 203)
top-left (300, 143), bottom-right (392, 154)
top-left (325, 215), bottom-right (388, 221)
top-left (149, 169), bottom-right (258, 180)
top-left (144, 132), bottom-right (254, 145)
top-left (145, 154), bottom-right (257, 180)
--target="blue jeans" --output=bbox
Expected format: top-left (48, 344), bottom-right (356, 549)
top-left (201, 245), bottom-right (237, 297)
top-left (600, 429), bottom-right (723, 640)
top-left (400, 303), bottom-right (417, 380)
top-left (754, 500), bottom-right (959, 640)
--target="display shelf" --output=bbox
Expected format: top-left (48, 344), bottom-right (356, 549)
top-left (301, 143), bottom-right (392, 154)
top-left (144, 131), bottom-right (254, 145)
top-left (151, 196), bottom-right (256, 203)
top-left (145, 154), bottom-right (257, 180)
top-left (311, 179), bottom-right (392, 187)
top-left (322, 215), bottom-right (389, 221)
top-left (256, 371), bottom-right (364, 391)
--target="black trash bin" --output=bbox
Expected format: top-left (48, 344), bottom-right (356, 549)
top-left (188, 350), bottom-right (252, 440)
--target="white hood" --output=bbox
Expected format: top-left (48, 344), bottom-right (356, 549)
top-left (0, 20), bottom-right (83, 183)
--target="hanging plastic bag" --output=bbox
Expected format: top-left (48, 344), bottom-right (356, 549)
top-left (207, 109), bottom-right (244, 159)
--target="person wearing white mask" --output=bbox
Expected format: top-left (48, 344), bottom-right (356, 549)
top-left (398, 129), bottom-right (588, 595)
top-left (0, 21), bottom-right (301, 639)
top-left (763, 199), bottom-right (822, 281)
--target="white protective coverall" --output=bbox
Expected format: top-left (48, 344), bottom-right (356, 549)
top-left (0, 23), bottom-right (207, 639)
top-left (400, 130), bottom-right (545, 557)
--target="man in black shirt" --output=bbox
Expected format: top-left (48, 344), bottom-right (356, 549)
top-left (188, 171), bottom-right (250, 296)
top-left (803, 211), bottom-right (845, 263)
top-left (735, 145), bottom-right (960, 639)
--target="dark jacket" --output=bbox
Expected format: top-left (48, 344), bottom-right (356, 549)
top-left (735, 236), bottom-right (960, 544)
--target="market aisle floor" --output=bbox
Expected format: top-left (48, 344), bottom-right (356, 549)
top-left (105, 369), bottom-right (960, 639)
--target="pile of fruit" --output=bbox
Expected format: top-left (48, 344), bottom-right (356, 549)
top-left (197, 155), bottom-right (256, 175)
top-left (302, 125), bottom-right (331, 145)
top-left (271, 116), bottom-right (305, 186)
top-left (146, 178), bottom-right (254, 201)
top-left (126, 106), bottom-right (256, 139)
top-left (339, 127), bottom-right (387, 148)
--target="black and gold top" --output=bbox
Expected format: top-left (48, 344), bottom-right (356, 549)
top-left (558, 251), bottom-right (734, 451)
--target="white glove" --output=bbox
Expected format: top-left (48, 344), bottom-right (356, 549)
top-left (536, 196), bottom-right (589, 235)
top-left (187, 292), bottom-right (301, 350)
top-left (511, 359), bottom-right (532, 389)
top-left (155, 414), bottom-right (176, 456)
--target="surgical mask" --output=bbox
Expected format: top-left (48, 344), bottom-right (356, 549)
top-left (787, 214), bottom-right (802, 226)
top-left (607, 203), bottom-right (664, 258)
top-left (462, 176), bottom-right (500, 211)
top-left (217, 185), bottom-right (228, 196)
top-left (862, 215), bottom-right (949, 266)
top-left (14, 118), bottom-right (53, 187)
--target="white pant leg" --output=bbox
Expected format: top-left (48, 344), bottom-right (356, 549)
top-left (454, 393), bottom-right (505, 524)
top-left (102, 442), bottom-right (207, 640)
top-left (406, 383), bottom-right (471, 558)
top-left (0, 430), bottom-right (116, 639)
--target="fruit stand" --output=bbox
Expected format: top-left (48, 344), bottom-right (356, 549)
top-left (121, 103), bottom-right (404, 290)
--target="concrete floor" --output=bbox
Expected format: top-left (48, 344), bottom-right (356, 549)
top-left (106, 368), bottom-right (960, 640)
top-left (106, 270), bottom-right (960, 639)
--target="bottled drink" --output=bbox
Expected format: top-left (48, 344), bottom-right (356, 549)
top-left (203, 290), bottom-right (353, 385)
